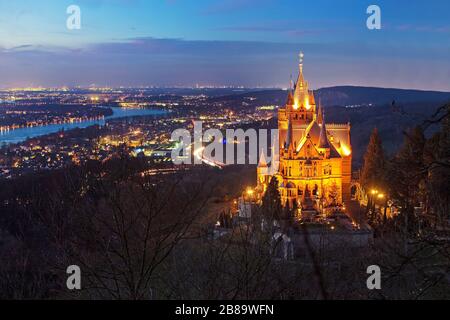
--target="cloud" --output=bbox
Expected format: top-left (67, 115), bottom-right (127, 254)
top-left (216, 24), bottom-right (329, 38)
top-left (87, 36), bottom-right (300, 55)
top-left (0, 37), bottom-right (449, 91)
top-left (2, 44), bottom-right (34, 52)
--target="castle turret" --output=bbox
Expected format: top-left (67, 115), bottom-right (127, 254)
top-left (262, 52), bottom-right (352, 210)
top-left (318, 110), bottom-right (330, 149)
top-left (293, 52), bottom-right (308, 109)
top-left (285, 116), bottom-right (293, 150)
top-left (317, 99), bottom-right (323, 125)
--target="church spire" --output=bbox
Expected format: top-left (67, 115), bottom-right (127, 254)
top-left (293, 51), bottom-right (308, 108)
top-left (258, 150), bottom-right (268, 168)
top-left (285, 74), bottom-right (294, 106)
top-left (285, 115), bottom-right (293, 150)
top-left (317, 98), bottom-right (323, 124)
top-left (318, 108), bottom-right (330, 148)
top-left (299, 51), bottom-right (304, 74)
top-left (297, 51), bottom-right (305, 88)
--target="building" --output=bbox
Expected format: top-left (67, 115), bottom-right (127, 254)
top-left (257, 53), bottom-right (352, 212)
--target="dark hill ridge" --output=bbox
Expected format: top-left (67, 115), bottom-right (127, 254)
top-left (314, 87), bottom-right (449, 168)
top-left (210, 86), bottom-right (449, 169)
top-left (315, 86), bottom-right (450, 107)
top-left (211, 86), bottom-right (450, 108)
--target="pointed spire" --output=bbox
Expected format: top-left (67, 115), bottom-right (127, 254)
top-left (294, 51), bottom-right (307, 106)
top-left (317, 98), bottom-right (323, 124)
top-left (258, 151), bottom-right (268, 168)
top-left (286, 91), bottom-right (294, 106)
top-left (285, 74), bottom-right (294, 106)
top-left (318, 109), bottom-right (330, 148)
top-left (299, 51), bottom-right (304, 74)
top-left (297, 51), bottom-right (305, 87)
top-left (285, 115), bottom-right (293, 150)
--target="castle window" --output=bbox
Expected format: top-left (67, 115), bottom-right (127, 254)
top-left (312, 184), bottom-right (318, 196)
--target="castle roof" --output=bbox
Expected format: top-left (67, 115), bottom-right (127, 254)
top-left (281, 52), bottom-right (343, 159)
top-left (258, 151), bottom-right (268, 168)
top-left (286, 91), bottom-right (294, 106)
top-left (308, 90), bottom-right (316, 105)
top-left (294, 117), bottom-right (341, 159)
top-left (293, 52), bottom-right (309, 107)
top-left (285, 116), bottom-right (293, 150)
top-left (317, 101), bottom-right (323, 125)
top-left (318, 111), bottom-right (330, 149)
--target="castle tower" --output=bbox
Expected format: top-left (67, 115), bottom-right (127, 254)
top-left (258, 52), bottom-right (352, 213)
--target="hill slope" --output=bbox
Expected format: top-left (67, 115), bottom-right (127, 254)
top-left (217, 86), bottom-right (450, 168)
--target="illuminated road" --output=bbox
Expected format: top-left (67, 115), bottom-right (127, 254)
top-left (188, 143), bottom-right (226, 169)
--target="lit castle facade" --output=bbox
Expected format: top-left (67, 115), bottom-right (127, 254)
top-left (257, 53), bottom-right (352, 211)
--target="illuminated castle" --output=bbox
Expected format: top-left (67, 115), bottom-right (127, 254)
top-left (257, 53), bottom-right (352, 211)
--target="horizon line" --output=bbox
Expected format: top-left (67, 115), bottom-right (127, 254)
top-left (1, 84), bottom-right (450, 94)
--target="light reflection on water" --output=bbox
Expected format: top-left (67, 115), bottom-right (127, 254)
top-left (0, 107), bottom-right (167, 145)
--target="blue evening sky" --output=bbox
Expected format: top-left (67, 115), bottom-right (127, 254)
top-left (0, 0), bottom-right (449, 90)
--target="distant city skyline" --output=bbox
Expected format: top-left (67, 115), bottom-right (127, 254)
top-left (1, 0), bottom-right (450, 91)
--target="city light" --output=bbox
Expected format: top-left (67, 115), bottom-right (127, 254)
top-left (0, 0), bottom-right (447, 304)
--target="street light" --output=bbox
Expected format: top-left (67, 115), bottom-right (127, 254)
top-left (368, 189), bottom-right (379, 222)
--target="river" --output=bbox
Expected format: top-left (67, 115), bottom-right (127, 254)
top-left (0, 107), bottom-right (167, 145)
